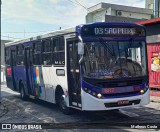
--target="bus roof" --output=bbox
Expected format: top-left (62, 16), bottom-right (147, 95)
top-left (84, 22), bottom-right (142, 26)
top-left (77, 22), bottom-right (144, 29)
top-left (5, 22), bottom-right (143, 47)
top-left (5, 27), bottom-right (75, 47)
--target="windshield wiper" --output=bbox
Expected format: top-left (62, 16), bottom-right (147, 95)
top-left (116, 42), bottom-right (123, 77)
top-left (98, 38), bottom-right (117, 59)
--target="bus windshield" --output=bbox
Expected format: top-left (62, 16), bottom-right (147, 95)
top-left (82, 40), bottom-right (147, 79)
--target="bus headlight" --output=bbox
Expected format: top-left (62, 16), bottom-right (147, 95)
top-left (140, 89), bottom-right (144, 94)
top-left (97, 93), bottom-right (102, 98)
top-left (84, 88), bottom-right (88, 91)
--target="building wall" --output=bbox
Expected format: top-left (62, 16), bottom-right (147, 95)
top-left (92, 10), bottom-right (106, 22)
top-left (147, 44), bottom-right (160, 88)
top-left (105, 15), bottom-right (143, 22)
top-left (146, 23), bottom-right (160, 36)
top-left (1, 40), bottom-right (12, 66)
top-left (146, 0), bottom-right (153, 8)
top-left (111, 10), bottom-right (151, 19)
top-left (143, 22), bottom-right (160, 88)
top-left (86, 8), bottom-right (151, 23)
top-left (86, 13), bottom-right (94, 24)
top-left (146, 0), bottom-right (160, 17)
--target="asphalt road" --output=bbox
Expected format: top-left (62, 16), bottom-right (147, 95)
top-left (0, 84), bottom-right (160, 132)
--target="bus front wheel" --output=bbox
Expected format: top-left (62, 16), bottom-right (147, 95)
top-left (59, 92), bottom-right (73, 115)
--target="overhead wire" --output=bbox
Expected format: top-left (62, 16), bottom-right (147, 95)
top-left (74, 0), bottom-right (88, 11)
top-left (67, 0), bottom-right (81, 6)
top-left (66, 0), bottom-right (88, 11)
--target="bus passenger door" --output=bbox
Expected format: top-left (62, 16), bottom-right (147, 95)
top-left (67, 39), bottom-right (81, 108)
top-left (25, 47), bottom-right (34, 96)
top-left (10, 50), bottom-right (16, 90)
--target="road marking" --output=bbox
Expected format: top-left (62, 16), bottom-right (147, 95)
top-left (119, 109), bottom-right (140, 117)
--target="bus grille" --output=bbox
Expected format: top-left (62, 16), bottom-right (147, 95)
top-left (98, 80), bottom-right (143, 87)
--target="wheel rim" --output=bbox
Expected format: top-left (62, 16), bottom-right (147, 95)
top-left (59, 96), bottom-right (66, 110)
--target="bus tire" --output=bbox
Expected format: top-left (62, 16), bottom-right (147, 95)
top-left (20, 83), bottom-right (28, 100)
top-left (59, 92), bottom-right (73, 115)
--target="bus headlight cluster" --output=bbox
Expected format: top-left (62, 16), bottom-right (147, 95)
top-left (145, 83), bottom-right (149, 91)
top-left (140, 83), bottom-right (149, 94)
top-left (83, 88), bottom-right (103, 98)
top-left (140, 90), bottom-right (144, 94)
top-left (97, 93), bottom-right (102, 98)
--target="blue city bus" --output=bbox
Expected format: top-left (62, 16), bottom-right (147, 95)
top-left (5, 22), bottom-right (150, 114)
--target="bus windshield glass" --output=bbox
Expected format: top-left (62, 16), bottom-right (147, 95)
top-left (82, 40), bottom-right (147, 79)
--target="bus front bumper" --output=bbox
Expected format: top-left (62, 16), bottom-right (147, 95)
top-left (81, 89), bottom-right (150, 111)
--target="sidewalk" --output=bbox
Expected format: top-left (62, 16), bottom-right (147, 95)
top-left (150, 96), bottom-right (160, 103)
top-left (150, 90), bottom-right (160, 103)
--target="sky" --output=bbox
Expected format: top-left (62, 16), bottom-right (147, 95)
top-left (1, 0), bottom-right (145, 40)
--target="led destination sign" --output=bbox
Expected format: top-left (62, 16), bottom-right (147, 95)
top-left (81, 26), bottom-right (145, 37)
top-left (94, 28), bottom-right (135, 35)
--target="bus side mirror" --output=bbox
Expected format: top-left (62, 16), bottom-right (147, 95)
top-left (78, 42), bottom-right (84, 55)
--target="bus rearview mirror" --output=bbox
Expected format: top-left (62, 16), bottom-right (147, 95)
top-left (78, 42), bottom-right (84, 55)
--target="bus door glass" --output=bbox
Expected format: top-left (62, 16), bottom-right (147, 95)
top-left (67, 39), bottom-right (81, 107)
top-left (25, 47), bottom-right (34, 95)
top-left (10, 49), bottom-right (16, 90)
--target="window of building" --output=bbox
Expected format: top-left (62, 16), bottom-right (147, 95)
top-left (42, 39), bottom-right (52, 66)
top-left (53, 37), bottom-right (65, 66)
top-left (16, 45), bottom-right (24, 65)
top-left (33, 41), bottom-right (42, 65)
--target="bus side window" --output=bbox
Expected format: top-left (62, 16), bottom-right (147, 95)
top-left (33, 41), bottom-right (42, 65)
top-left (5, 48), bottom-right (10, 66)
top-left (52, 37), bottom-right (65, 65)
top-left (42, 39), bottom-right (52, 66)
top-left (16, 45), bottom-right (24, 66)
top-left (69, 40), bottom-right (79, 69)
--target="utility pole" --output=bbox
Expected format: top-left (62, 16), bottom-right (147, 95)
top-left (0, 0), bottom-right (2, 104)
top-left (24, 29), bottom-right (26, 38)
top-left (154, 0), bottom-right (159, 18)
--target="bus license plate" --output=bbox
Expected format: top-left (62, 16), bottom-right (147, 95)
top-left (117, 100), bottom-right (129, 105)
